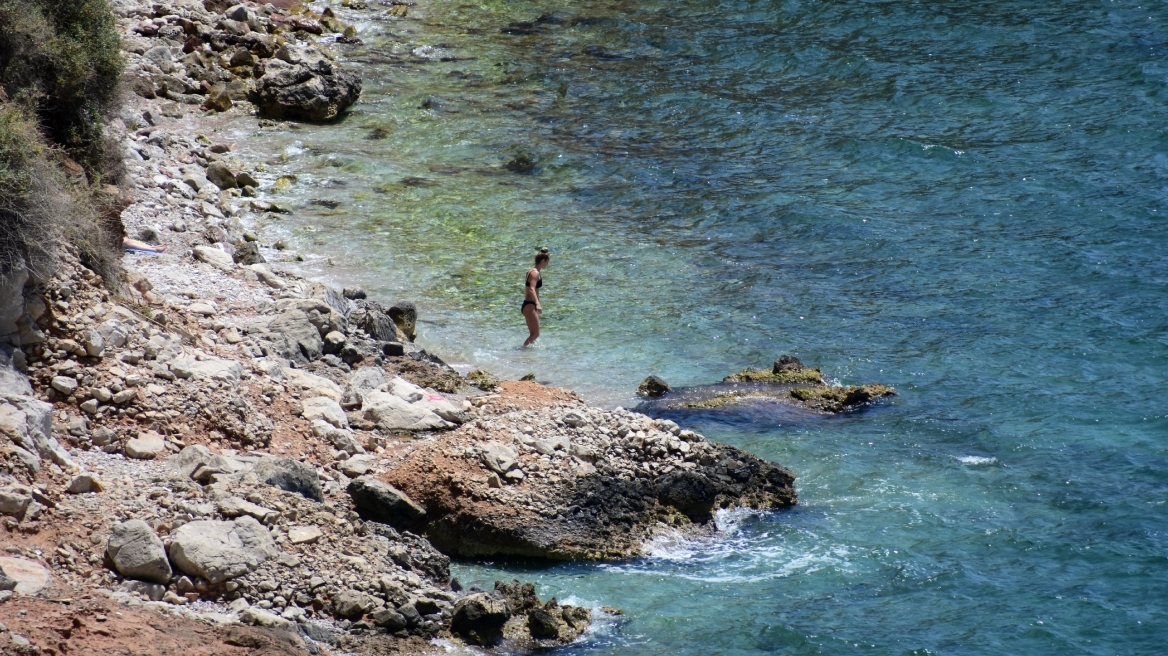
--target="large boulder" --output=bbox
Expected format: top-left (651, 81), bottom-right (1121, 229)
top-left (360, 389), bottom-right (450, 431)
top-left (107, 519), bottom-right (172, 584)
top-left (248, 456), bottom-right (323, 502)
top-left (347, 476), bottom-right (426, 529)
top-left (332, 589), bottom-right (378, 619)
top-left (168, 516), bottom-right (278, 584)
top-left (450, 593), bottom-right (510, 646)
top-left (0, 393), bottom-right (74, 471)
top-left (253, 53), bottom-right (360, 122)
top-left (248, 309), bottom-right (323, 364)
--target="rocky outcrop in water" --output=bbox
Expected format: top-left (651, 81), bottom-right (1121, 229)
top-left (377, 383), bottom-right (797, 560)
top-left (253, 45), bottom-right (362, 121)
top-left (644, 355), bottom-right (896, 414)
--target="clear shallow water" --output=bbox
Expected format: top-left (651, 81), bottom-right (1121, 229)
top-left (220, 0), bottom-right (1168, 652)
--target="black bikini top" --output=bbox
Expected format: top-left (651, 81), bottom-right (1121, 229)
top-left (526, 270), bottom-right (543, 289)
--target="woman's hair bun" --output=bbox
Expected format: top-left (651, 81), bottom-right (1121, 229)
top-left (538, 247), bottom-right (550, 254)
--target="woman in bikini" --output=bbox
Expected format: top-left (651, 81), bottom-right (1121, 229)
top-left (522, 247), bottom-right (550, 346)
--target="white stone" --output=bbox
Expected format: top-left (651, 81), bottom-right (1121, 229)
top-left (280, 367), bottom-right (342, 399)
top-left (193, 245), bottom-right (234, 271)
top-left (287, 525), bottom-right (322, 545)
top-left (301, 396), bottom-right (348, 429)
top-left (50, 376), bottom-right (78, 395)
top-left (0, 556), bottom-right (51, 595)
top-left (125, 432), bottom-right (167, 459)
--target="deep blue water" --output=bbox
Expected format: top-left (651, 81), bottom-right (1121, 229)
top-left (226, 0), bottom-right (1168, 652)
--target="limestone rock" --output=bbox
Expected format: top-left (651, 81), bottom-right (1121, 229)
top-left (125, 432), bottom-right (167, 459)
top-left (332, 589), bottom-right (377, 618)
top-left (0, 557), bottom-right (51, 596)
top-left (51, 376), bottom-right (78, 395)
top-left (301, 396), bottom-right (348, 429)
top-left (169, 357), bottom-right (242, 386)
top-left (248, 310), bottom-right (323, 365)
top-left (66, 473), bottom-right (103, 494)
top-left (0, 485), bottom-right (31, 516)
top-left (168, 516), bottom-right (277, 584)
top-left (481, 442), bottom-right (519, 475)
top-left (450, 593), bottom-right (510, 646)
top-left (193, 245), bottom-right (235, 271)
top-left (248, 456), bottom-right (323, 502)
top-left (241, 606), bottom-right (292, 630)
top-left (361, 389), bottom-right (449, 431)
top-left (1, 394), bottom-right (74, 470)
top-left (107, 519), bottom-right (171, 584)
top-left (216, 496), bottom-right (278, 523)
top-left (287, 525), bottom-right (322, 545)
top-left (347, 476), bottom-right (426, 529)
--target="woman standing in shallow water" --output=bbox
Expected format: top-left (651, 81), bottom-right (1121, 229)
top-left (522, 247), bottom-right (550, 346)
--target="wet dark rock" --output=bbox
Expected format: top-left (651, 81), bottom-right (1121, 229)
top-left (253, 56), bottom-right (361, 122)
top-left (467, 369), bottom-right (500, 391)
top-left (205, 162), bottom-right (238, 190)
top-left (388, 302), bottom-right (416, 341)
top-left (251, 456), bottom-right (324, 502)
top-left (790, 384), bottom-right (896, 412)
top-left (450, 593), bottom-right (510, 646)
top-left (636, 375), bottom-right (671, 397)
top-left (347, 476), bottom-right (426, 529)
top-left (232, 241), bottom-right (265, 265)
top-left (504, 152), bottom-right (536, 174)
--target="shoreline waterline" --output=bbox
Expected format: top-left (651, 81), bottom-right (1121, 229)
top-left (206, 0), bottom-right (1168, 653)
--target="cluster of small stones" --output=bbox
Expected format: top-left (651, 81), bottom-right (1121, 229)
top-left (114, 0), bottom-right (360, 116)
top-left (462, 402), bottom-right (709, 491)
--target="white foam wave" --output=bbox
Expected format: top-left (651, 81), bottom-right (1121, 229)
top-left (617, 508), bottom-right (852, 584)
top-left (957, 455), bottom-right (998, 466)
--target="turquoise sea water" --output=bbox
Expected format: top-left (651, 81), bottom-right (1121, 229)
top-left (221, 0), bottom-right (1168, 652)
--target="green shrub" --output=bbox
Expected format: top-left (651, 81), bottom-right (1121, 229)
top-left (0, 0), bottom-right (126, 292)
top-left (0, 102), bottom-right (66, 279)
top-left (0, 100), bottom-right (123, 287)
top-left (0, 0), bottom-right (124, 180)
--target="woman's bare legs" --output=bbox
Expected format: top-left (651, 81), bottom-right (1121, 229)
top-left (522, 305), bottom-right (540, 346)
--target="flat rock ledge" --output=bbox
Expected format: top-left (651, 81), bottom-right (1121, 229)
top-left (376, 382), bottom-right (797, 560)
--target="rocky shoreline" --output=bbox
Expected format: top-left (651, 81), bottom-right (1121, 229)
top-left (0, 2), bottom-right (804, 653)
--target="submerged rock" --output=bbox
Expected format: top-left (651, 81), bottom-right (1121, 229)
top-left (651, 355), bottom-right (895, 414)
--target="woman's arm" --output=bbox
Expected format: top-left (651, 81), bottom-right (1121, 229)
top-left (527, 268), bottom-right (541, 312)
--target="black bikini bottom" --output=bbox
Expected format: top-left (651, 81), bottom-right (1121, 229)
top-left (521, 300), bottom-right (537, 313)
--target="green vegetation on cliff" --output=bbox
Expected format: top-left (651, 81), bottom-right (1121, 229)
top-left (0, 0), bottom-right (125, 285)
